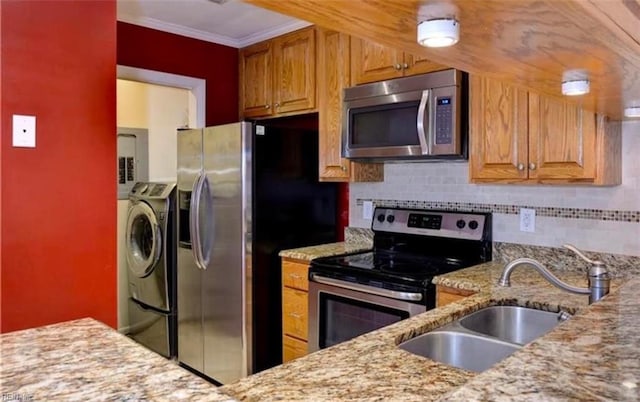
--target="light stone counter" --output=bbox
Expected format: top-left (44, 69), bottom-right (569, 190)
top-left (220, 262), bottom-right (638, 401)
top-left (278, 241), bottom-right (371, 261)
top-left (0, 318), bottom-right (233, 401)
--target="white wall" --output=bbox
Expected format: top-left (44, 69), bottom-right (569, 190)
top-left (116, 79), bottom-right (196, 331)
top-left (350, 120), bottom-right (640, 256)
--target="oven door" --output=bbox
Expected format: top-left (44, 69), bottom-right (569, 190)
top-left (308, 274), bottom-right (427, 353)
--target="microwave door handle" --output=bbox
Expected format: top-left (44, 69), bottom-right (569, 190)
top-left (417, 89), bottom-right (431, 155)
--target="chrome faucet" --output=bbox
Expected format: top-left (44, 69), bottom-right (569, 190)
top-left (498, 244), bottom-right (610, 304)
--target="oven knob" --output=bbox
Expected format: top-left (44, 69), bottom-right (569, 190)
top-left (469, 220), bottom-right (479, 230)
top-left (386, 215), bottom-right (395, 223)
top-left (377, 214), bottom-right (386, 223)
top-left (456, 219), bottom-right (466, 229)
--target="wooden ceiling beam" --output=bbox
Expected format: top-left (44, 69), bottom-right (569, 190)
top-left (246, 0), bottom-right (640, 120)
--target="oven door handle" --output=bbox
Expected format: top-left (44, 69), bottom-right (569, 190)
top-left (309, 274), bottom-right (423, 302)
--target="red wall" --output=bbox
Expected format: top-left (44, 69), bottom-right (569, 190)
top-left (117, 22), bottom-right (239, 126)
top-left (1, 1), bottom-right (117, 332)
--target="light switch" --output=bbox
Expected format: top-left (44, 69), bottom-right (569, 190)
top-left (362, 201), bottom-right (373, 220)
top-left (13, 114), bottom-right (36, 148)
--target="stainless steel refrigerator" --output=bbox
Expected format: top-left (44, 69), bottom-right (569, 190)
top-left (177, 118), bottom-right (338, 384)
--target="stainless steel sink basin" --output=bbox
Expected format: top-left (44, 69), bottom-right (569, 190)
top-left (398, 306), bottom-right (569, 372)
top-left (399, 331), bottom-right (520, 372)
top-left (458, 306), bottom-right (562, 345)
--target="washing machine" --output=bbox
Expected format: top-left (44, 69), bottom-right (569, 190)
top-left (126, 182), bottom-right (176, 358)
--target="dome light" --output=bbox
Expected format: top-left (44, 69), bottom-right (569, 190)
top-left (561, 79), bottom-right (590, 96)
top-left (417, 18), bottom-right (459, 48)
top-left (624, 106), bottom-right (640, 118)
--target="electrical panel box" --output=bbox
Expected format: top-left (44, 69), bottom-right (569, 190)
top-left (117, 127), bottom-right (149, 199)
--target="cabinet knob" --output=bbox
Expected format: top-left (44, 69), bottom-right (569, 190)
top-left (403, 63), bottom-right (409, 69)
top-left (265, 104), bottom-right (270, 109)
top-left (529, 163), bottom-right (537, 170)
top-left (394, 63), bottom-right (402, 70)
top-left (341, 165), bottom-right (347, 172)
top-left (517, 163), bottom-right (525, 171)
top-left (275, 102), bottom-right (280, 108)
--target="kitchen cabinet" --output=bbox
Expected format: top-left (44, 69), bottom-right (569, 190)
top-left (350, 37), bottom-right (445, 85)
top-left (282, 258), bottom-right (310, 362)
top-left (435, 285), bottom-right (476, 308)
top-left (239, 27), bottom-right (316, 118)
top-left (317, 28), bottom-right (384, 182)
top-left (469, 75), bottom-right (621, 185)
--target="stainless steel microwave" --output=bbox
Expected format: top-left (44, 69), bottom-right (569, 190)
top-left (342, 69), bottom-right (467, 161)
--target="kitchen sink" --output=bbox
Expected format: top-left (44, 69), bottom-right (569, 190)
top-left (458, 306), bottom-right (563, 345)
top-left (398, 305), bottom-right (568, 372)
top-left (399, 330), bottom-right (520, 373)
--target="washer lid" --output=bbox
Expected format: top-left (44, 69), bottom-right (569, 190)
top-left (126, 201), bottom-right (161, 278)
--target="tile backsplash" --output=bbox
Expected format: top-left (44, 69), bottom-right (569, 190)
top-left (349, 120), bottom-right (640, 257)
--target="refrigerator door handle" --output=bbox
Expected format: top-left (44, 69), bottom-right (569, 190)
top-left (190, 172), bottom-right (206, 270)
top-left (199, 174), bottom-right (214, 269)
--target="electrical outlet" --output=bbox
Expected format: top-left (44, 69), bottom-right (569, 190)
top-left (362, 201), bottom-right (373, 220)
top-left (13, 114), bottom-right (36, 148)
top-left (520, 208), bottom-right (536, 232)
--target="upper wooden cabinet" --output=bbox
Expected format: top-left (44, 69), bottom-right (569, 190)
top-left (469, 75), bottom-right (621, 185)
top-left (240, 27), bottom-right (316, 118)
top-left (317, 28), bottom-right (383, 182)
top-left (351, 38), bottom-right (445, 85)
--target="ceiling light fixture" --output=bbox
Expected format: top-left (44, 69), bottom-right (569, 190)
top-left (624, 106), bottom-right (640, 118)
top-left (561, 79), bottom-right (590, 96)
top-left (417, 18), bottom-right (459, 48)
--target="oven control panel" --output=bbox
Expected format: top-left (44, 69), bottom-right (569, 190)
top-left (371, 207), bottom-right (487, 241)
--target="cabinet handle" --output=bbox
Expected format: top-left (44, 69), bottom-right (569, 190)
top-left (394, 63), bottom-right (402, 70)
top-left (529, 163), bottom-right (537, 171)
top-left (265, 104), bottom-right (270, 109)
top-left (403, 63), bottom-right (409, 69)
top-left (288, 312), bottom-right (302, 319)
top-left (517, 163), bottom-right (525, 171)
top-left (288, 273), bottom-right (302, 280)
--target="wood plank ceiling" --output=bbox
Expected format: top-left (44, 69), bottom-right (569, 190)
top-left (246, 0), bottom-right (640, 120)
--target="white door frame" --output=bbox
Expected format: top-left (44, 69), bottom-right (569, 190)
top-left (117, 65), bottom-right (206, 128)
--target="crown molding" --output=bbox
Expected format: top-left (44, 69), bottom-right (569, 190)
top-left (118, 14), bottom-right (311, 48)
top-left (236, 20), bottom-right (312, 47)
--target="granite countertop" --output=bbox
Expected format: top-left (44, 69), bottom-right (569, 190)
top-left (278, 241), bottom-right (371, 261)
top-left (0, 318), bottom-right (232, 401)
top-left (220, 262), bottom-right (639, 401)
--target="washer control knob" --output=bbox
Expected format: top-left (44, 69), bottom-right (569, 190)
top-left (386, 215), bottom-right (395, 223)
top-left (456, 219), bottom-right (466, 229)
top-left (377, 214), bottom-right (386, 223)
top-left (469, 220), bottom-right (479, 230)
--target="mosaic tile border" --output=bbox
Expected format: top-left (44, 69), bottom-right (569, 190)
top-left (355, 199), bottom-right (640, 223)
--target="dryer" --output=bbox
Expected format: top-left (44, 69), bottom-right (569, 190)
top-left (126, 182), bottom-right (176, 358)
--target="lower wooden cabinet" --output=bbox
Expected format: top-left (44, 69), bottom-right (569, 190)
top-left (283, 334), bottom-right (308, 362)
top-left (282, 258), bottom-right (310, 363)
top-left (436, 285), bottom-right (476, 307)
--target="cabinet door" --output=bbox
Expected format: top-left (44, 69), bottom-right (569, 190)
top-left (528, 92), bottom-right (596, 182)
top-left (404, 53), bottom-right (445, 76)
top-left (239, 41), bottom-right (274, 118)
top-left (317, 29), bottom-right (384, 182)
top-left (273, 27), bottom-right (316, 114)
top-left (469, 75), bottom-right (529, 182)
top-left (351, 38), bottom-right (403, 85)
top-left (318, 29), bottom-right (351, 181)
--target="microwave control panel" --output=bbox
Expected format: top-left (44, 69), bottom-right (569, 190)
top-left (434, 97), bottom-right (453, 145)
